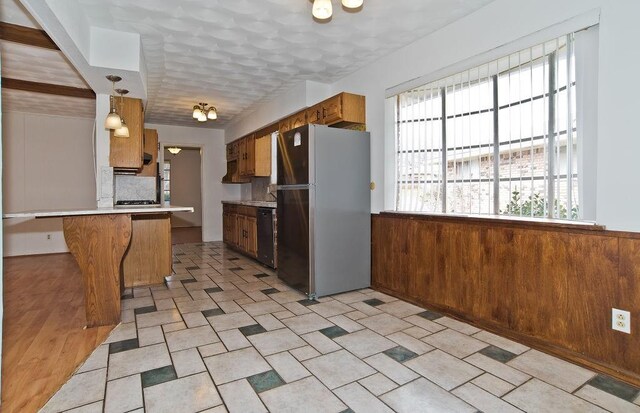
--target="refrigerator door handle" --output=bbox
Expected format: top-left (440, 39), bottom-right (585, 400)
top-left (277, 184), bottom-right (312, 190)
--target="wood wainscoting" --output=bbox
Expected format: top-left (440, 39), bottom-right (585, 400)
top-left (371, 213), bottom-right (640, 386)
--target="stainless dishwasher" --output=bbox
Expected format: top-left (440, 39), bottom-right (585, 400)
top-left (257, 208), bottom-right (275, 268)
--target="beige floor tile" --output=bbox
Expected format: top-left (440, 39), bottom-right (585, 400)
top-left (182, 311), bottom-right (209, 328)
top-left (327, 314), bottom-right (365, 332)
top-left (269, 290), bottom-right (308, 304)
top-left (260, 376), bottom-right (347, 413)
top-left (345, 310), bottom-right (368, 320)
top-left (334, 382), bottom-right (394, 413)
top-left (303, 350), bottom-right (376, 389)
top-left (176, 298), bottom-right (218, 314)
top-left (172, 348), bottom-right (207, 377)
top-left (452, 383), bottom-right (523, 413)
top-left (136, 309), bottom-right (183, 329)
top-left (253, 313), bottom-right (285, 331)
top-left (40, 368), bottom-right (107, 413)
top-left (265, 351), bottom-right (311, 383)
top-left (235, 280), bottom-right (271, 292)
top-left (473, 330), bottom-right (530, 355)
top-left (507, 350), bottom-right (596, 392)
top-left (144, 372), bottom-right (222, 413)
top-left (403, 314), bottom-right (447, 333)
top-left (402, 326), bottom-right (431, 339)
top-left (248, 328), bottom-right (307, 356)
top-left (358, 313), bottom-right (412, 336)
top-left (218, 329), bottom-right (252, 351)
top-left (376, 300), bottom-right (424, 318)
top-left (217, 300), bottom-right (243, 314)
top-left (386, 331), bottom-right (434, 355)
top-left (434, 316), bottom-right (481, 335)
top-left (204, 347), bottom-right (271, 385)
top-left (364, 353), bottom-right (419, 385)
top-left (290, 345), bottom-right (322, 361)
top-left (405, 349), bottom-right (482, 390)
top-left (309, 300), bottom-right (354, 318)
top-left (209, 289), bottom-right (249, 302)
top-left (464, 352), bottom-right (531, 386)
top-left (219, 379), bottom-right (268, 413)
top-left (104, 322), bottom-right (137, 344)
top-left (301, 331), bottom-right (342, 354)
top-left (334, 329), bottom-right (396, 358)
top-left (122, 296), bottom-right (155, 310)
top-left (165, 325), bottom-right (219, 352)
top-left (504, 379), bottom-right (606, 412)
top-left (76, 344), bottom-right (109, 373)
top-left (107, 343), bottom-right (172, 380)
top-left (281, 313), bottom-right (335, 335)
top-left (65, 401), bottom-right (103, 413)
top-left (151, 287), bottom-right (190, 300)
top-left (162, 321), bottom-right (187, 333)
top-left (199, 342), bottom-right (228, 357)
top-left (381, 378), bottom-right (476, 413)
top-left (471, 373), bottom-right (516, 397)
top-left (154, 298), bottom-right (177, 311)
top-left (575, 385), bottom-right (640, 413)
top-left (273, 310), bottom-right (296, 319)
top-left (423, 328), bottom-right (488, 358)
top-left (349, 301), bottom-right (383, 316)
top-left (138, 326), bottom-right (165, 347)
top-left (241, 300), bottom-right (286, 316)
top-left (332, 290), bottom-right (370, 304)
top-left (104, 374), bottom-right (143, 413)
top-left (282, 301), bottom-right (313, 315)
top-left (359, 372), bottom-right (398, 396)
top-left (207, 311), bottom-right (256, 332)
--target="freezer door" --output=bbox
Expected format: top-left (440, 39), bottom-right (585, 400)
top-left (276, 188), bottom-right (310, 294)
top-left (277, 125), bottom-right (310, 185)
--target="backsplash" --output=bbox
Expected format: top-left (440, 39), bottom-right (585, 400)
top-left (251, 177), bottom-right (276, 202)
top-left (114, 175), bottom-right (157, 202)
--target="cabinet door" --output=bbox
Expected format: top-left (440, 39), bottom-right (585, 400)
top-left (230, 213), bottom-right (238, 246)
top-left (245, 134), bottom-right (256, 176)
top-left (236, 215), bottom-right (246, 250)
top-left (254, 134), bottom-right (271, 177)
top-left (322, 94), bottom-right (343, 125)
top-left (138, 129), bottom-right (158, 177)
top-left (290, 111), bottom-right (307, 129)
top-left (110, 97), bottom-right (144, 169)
top-left (238, 138), bottom-right (247, 176)
top-left (306, 104), bottom-right (322, 125)
top-left (246, 216), bottom-right (258, 257)
top-left (222, 212), bottom-right (230, 243)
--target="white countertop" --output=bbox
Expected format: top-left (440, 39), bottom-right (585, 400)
top-left (3, 205), bottom-right (194, 219)
top-left (222, 200), bottom-right (277, 208)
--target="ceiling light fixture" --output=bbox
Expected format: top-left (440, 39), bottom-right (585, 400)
top-left (113, 88), bottom-right (130, 138)
top-left (104, 75), bottom-right (123, 129)
top-left (312, 0), bottom-right (363, 21)
top-left (167, 147), bottom-right (182, 155)
top-left (192, 102), bottom-right (217, 123)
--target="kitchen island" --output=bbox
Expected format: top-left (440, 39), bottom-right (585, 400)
top-left (4, 205), bottom-right (193, 327)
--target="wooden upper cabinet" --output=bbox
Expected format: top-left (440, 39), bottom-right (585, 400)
top-left (138, 129), bottom-right (158, 177)
top-left (244, 134), bottom-right (256, 176)
top-left (254, 134), bottom-right (271, 177)
top-left (279, 117), bottom-right (291, 135)
top-left (321, 92), bottom-right (365, 126)
top-left (289, 111), bottom-right (307, 130)
top-left (110, 97), bottom-right (144, 170)
top-left (306, 104), bottom-right (322, 124)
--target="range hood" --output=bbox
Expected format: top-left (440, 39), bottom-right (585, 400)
top-left (143, 152), bottom-right (153, 165)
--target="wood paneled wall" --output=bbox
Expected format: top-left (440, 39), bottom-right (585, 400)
top-left (372, 213), bottom-right (640, 386)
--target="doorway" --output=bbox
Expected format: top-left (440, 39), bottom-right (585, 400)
top-left (163, 146), bottom-right (203, 244)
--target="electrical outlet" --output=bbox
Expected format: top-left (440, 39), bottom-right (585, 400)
top-left (612, 308), bottom-right (631, 334)
top-left (46, 234), bottom-right (51, 240)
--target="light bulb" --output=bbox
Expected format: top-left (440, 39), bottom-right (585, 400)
top-left (114, 119), bottom-right (130, 138)
top-left (192, 106), bottom-right (202, 119)
top-left (207, 108), bottom-right (217, 120)
top-left (312, 0), bottom-right (332, 20)
top-left (197, 111), bottom-right (207, 122)
top-left (342, 0), bottom-right (363, 8)
top-left (105, 110), bottom-right (122, 129)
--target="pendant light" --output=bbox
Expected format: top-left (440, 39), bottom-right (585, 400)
top-left (104, 75), bottom-right (122, 129)
top-left (191, 103), bottom-right (218, 123)
top-left (312, 0), bottom-right (332, 20)
top-left (342, 0), bottom-right (363, 9)
top-left (114, 89), bottom-right (130, 138)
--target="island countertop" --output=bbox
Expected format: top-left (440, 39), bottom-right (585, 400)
top-left (3, 204), bottom-right (194, 219)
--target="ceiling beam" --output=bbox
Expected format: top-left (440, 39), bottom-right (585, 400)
top-left (0, 21), bottom-right (58, 50)
top-left (2, 78), bottom-right (95, 99)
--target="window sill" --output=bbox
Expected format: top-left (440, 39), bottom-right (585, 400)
top-left (380, 210), bottom-right (606, 232)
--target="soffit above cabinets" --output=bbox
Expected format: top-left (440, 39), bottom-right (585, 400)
top-left (66, 0), bottom-right (494, 128)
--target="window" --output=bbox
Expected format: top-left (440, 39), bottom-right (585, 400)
top-left (395, 34), bottom-right (579, 220)
top-left (163, 161), bottom-right (171, 203)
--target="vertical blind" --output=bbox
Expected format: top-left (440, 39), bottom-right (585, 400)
top-left (395, 33), bottom-right (578, 220)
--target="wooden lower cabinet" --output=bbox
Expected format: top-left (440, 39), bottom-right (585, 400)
top-left (223, 204), bottom-right (258, 259)
top-left (123, 214), bottom-right (172, 288)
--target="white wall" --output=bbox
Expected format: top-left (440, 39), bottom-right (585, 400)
top-left (148, 123), bottom-right (240, 241)
top-left (164, 147), bottom-right (202, 227)
top-left (2, 112), bottom-right (96, 256)
top-left (223, 0), bottom-right (640, 232)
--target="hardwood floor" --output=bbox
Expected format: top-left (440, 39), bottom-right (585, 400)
top-left (171, 226), bottom-right (202, 244)
top-left (2, 253), bottom-right (114, 413)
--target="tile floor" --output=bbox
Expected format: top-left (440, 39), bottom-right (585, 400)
top-left (40, 242), bottom-right (640, 413)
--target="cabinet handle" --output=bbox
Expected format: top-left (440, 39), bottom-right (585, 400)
top-left (322, 108), bottom-right (326, 118)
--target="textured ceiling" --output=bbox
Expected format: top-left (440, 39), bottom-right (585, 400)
top-left (73, 0), bottom-right (494, 128)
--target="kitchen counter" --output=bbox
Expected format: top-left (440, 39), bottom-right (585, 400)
top-left (222, 200), bottom-right (276, 208)
top-left (3, 204), bottom-right (193, 219)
